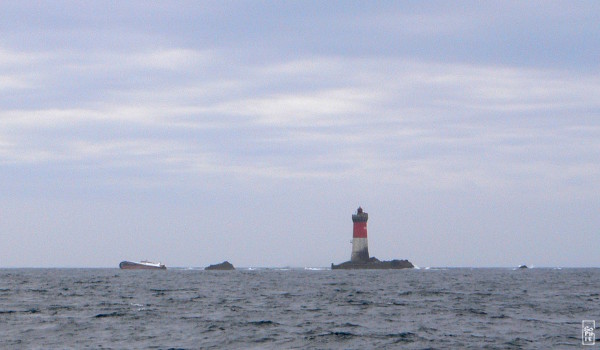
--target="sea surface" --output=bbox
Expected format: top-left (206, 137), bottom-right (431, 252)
top-left (1, 267), bottom-right (599, 349)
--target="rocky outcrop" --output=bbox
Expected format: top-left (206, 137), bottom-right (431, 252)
top-left (205, 261), bottom-right (235, 270)
top-left (331, 257), bottom-right (413, 270)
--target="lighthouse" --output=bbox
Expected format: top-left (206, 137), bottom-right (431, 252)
top-left (332, 206), bottom-right (414, 269)
top-left (351, 207), bottom-right (369, 262)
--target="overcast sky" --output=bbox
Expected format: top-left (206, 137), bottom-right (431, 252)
top-left (1, 1), bottom-right (599, 268)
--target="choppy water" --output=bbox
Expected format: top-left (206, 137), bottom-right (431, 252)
top-left (1, 267), bottom-right (599, 349)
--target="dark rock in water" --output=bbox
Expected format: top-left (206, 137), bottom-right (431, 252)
top-left (518, 265), bottom-right (528, 269)
top-left (205, 261), bottom-right (235, 270)
top-left (331, 257), bottom-right (414, 270)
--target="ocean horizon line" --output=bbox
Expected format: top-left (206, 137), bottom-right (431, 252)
top-left (1, 265), bottom-right (597, 269)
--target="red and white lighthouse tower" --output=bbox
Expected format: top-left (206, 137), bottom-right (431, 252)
top-left (351, 207), bottom-right (369, 262)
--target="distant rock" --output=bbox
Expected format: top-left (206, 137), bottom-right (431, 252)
top-left (518, 264), bottom-right (528, 269)
top-left (205, 261), bottom-right (235, 270)
top-left (331, 257), bottom-right (414, 270)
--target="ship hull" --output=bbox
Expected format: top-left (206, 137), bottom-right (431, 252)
top-left (119, 261), bottom-right (166, 270)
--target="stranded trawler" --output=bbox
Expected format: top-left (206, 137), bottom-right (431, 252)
top-left (119, 260), bottom-right (166, 270)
